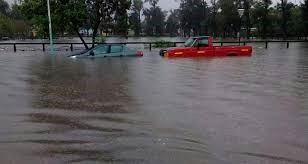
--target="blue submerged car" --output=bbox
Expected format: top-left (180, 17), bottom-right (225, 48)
top-left (68, 44), bottom-right (143, 58)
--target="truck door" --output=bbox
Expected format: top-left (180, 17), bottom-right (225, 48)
top-left (190, 37), bottom-right (214, 56)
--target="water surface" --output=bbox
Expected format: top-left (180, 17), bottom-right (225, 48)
top-left (0, 43), bottom-right (308, 164)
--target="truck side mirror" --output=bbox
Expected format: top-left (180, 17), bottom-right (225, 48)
top-left (194, 40), bottom-right (200, 49)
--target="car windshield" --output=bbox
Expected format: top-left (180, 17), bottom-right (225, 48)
top-left (184, 38), bottom-right (196, 47)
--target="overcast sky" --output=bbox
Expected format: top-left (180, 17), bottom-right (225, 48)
top-left (6, 0), bottom-right (302, 10)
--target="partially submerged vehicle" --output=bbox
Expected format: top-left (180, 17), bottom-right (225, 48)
top-left (160, 36), bottom-right (252, 57)
top-left (69, 44), bottom-right (143, 58)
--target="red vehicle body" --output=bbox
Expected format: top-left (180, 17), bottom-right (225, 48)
top-left (160, 36), bottom-right (252, 57)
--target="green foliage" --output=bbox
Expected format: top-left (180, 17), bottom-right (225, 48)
top-left (218, 0), bottom-right (240, 37)
top-left (5, 0), bottom-right (308, 40)
top-left (95, 36), bottom-right (106, 43)
top-left (302, 0), bottom-right (308, 37)
top-left (129, 0), bottom-right (143, 36)
top-left (166, 9), bottom-right (180, 36)
top-left (143, 0), bottom-right (166, 36)
top-left (19, 0), bottom-right (130, 47)
top-left (0, 13), bottom-right (14, 38)
top-left (179, 0), bottom-right (208, 36)
top-left (153, 40), bottom-right (175, 48)
top-left (0, 0), bottom-right (9, 15)
top-left (287, 6), bottom-right (304, 37)
top-left (114, 9), bottom-right (129, 36)
top-left (85, 0), bottom-right (131, 46)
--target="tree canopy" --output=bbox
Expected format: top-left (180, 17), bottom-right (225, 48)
top-left (1, 0), bottom-right (307, 41)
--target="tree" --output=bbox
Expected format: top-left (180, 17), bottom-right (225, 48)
top-left (0, 13), bottom-right (14, 38)
top-left (20, 0), bottom-right (131, 48)
top-left (252, 0), bottom-right (272, 38)
top-left (86, 0), bottom-right (131, 47)
top-left (114, 9), bottom-right (129, 36)
top-left (242, 0), bottom-right (252, 39)
top-left (0, 0), bottom-right (9, 15)
top-left (166, 9), bottom-right (180, 36)
top-left (218, 0), bottom-right (240, 38)
top-left (279, 0), bottom-right (290, 39)
top-left (302, 0), bottom-right (308, 38)
top-left (10, 3), bottom-right (24, 19)
top-left (287, 6), bottom-right (304, 38)
top-left (143, 0), bottom-right (166, 36)
top-left (130, 0), bottom-right (143, 36)
top-left (179, 0), bottom-right (208, 36)
top-left (210, 0), bottom-right (218, 37)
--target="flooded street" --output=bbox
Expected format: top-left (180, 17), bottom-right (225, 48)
top-left (0, 43), bottom-right (308, 164)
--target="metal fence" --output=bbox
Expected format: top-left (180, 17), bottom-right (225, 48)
top-left (0, 40), bottom-right (307, 52)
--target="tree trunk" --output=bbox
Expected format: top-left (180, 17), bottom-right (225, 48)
top-left (281, 0), bottom-right (287, 39)
top-left (71, 23), bottom-right (88, 49)
top-left (91, 21), bottom-right (100, 48)
top-left (243, 0), bottom-right (251, 39)
top-left (92, 28), bottom-right (98, 48)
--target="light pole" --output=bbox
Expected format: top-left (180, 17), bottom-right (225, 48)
top-left (238, 8), bottom-right (244, 45)
top-left (47, 0), bottom-right (54, 54)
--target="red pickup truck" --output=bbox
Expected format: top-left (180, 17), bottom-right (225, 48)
top-left (160, 36), bottom-right (252, 57)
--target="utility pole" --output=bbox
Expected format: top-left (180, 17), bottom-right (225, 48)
top-left (47, 0), bottom-right (54, 55)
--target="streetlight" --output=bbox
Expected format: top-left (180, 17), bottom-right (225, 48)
top-left (237, 8), bottom-right (244, 45)
top-left (47, 0), bottom-right (54, 55)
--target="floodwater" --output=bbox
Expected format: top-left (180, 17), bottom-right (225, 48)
top-left (0, 43), bottom-right (308, 164)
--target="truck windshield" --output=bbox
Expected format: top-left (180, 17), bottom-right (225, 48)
top-left (184, 38), bottom-right (195, 47)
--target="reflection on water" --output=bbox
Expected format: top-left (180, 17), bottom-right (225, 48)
top-left (0, 43), bottom-right (308, 164)
top-left (26, 57), bottom-right (145, 163)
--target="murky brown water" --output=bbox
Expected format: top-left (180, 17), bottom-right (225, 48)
top-left (0, 43), bottom-right (308, 164)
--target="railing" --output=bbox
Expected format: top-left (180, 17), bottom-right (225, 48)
top-left (0, 40), bottom-right (307, 52)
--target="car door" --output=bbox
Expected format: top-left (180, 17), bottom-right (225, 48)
top-left (190, 38), bottom-right (213, 56)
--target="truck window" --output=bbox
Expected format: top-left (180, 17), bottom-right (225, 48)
top-left (199, 38), bottom-right (209, 47)
top-left (184, 38), bottom-right (195, 47)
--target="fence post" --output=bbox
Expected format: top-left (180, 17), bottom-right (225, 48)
top-left (42, 43), bottom-right (45, 51)
top-left (70, 44), bottom-right (73, 51)
top-left (220, 42), bottom-right (223, 46)
top-left (286, 42), bottom-right (289, 48)
top-left (13, 44), bottom-right (16, 52)
top-left (265, 41), bottom-right (268, 49)
top-left (174, 42), bottom-right (176, 47)
top-left (243, 42), bottom-right (246, 46)
top-left (149, 43), bottom-right (152, 51)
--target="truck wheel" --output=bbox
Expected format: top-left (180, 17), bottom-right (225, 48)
top-left (227, 53), bottom-right (237, 56)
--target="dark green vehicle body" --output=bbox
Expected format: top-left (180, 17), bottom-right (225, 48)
top-left (69, 44), bottom-right (143, 58)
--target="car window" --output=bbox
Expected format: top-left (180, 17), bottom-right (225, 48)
top-left (110, 45), bottom-right (123, 53)
top-left (94, 45), bottom-right (108, 54)
top-left (199, 38), bottom-right (209, 47)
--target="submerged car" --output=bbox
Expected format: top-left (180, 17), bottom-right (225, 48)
top-left (69, 44), bottom-right (143, 58)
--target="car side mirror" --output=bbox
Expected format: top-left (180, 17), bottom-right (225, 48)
top-left (89, 50), bottom-right (94, 56)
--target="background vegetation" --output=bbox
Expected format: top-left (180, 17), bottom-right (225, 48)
top-left (0, 0), bottom-right (307, 46)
